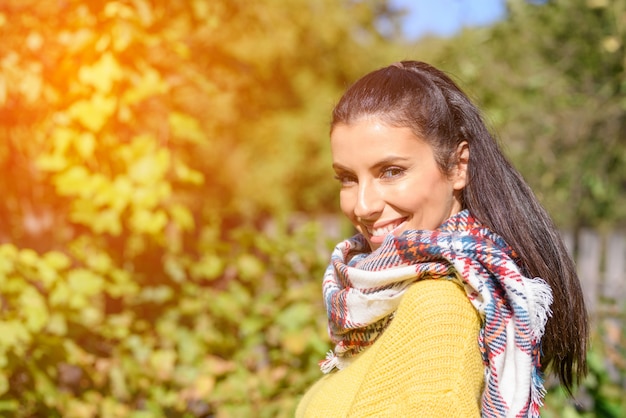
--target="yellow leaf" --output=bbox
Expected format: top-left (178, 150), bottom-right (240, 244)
top-left (169, 204), bottom-right (195, 231)
top-left (0, 244), bottom-right (18, 257)
top-left (164, 256), bottom-right (186, 283)
top-left (42, 251), bottom-right (71, 270)
top-left (0, 75), bottom-right (6, 105)
top-left (174, 161), bottom-right (204, 185)
top-left (111, 176), bottom-right (133, 211)
top-left (104, 2), bottom-right (135, 19)
top-left (49, 282), bottom-right (70, 306)
top-left (191, 376), bottom-right (215, 399)
top-left (83, 208), bottom-right (122, 236)
top-left (67, 269), bottom-right (104, 297)
top-left (75, 132), bottom-right (96, 159)
top-left (54, 165), bottom-right (90, 195)
top-left (78, 52), bottom-right (123, 93)
top-left (68, 94), bottom-right (116, 132)
top-left (17, 248), bottom-right (39, 267)
top-left (26, 32), bottom-right (44, 51)
top-left (18, 66), bottom-right (42, 103)
top-left (46, 313), bottom-right (68, 336)
top-left (130, 208), bottom-right (167, 235)
top-left (35, 153), bottom-right (69, 172)
top-left (128, 150), bottom-right (170, 185)
top-left (283, 329), bottom-right (309, 356)
top-left (602, 36), bottom-right (620, 53)
top-left (85, 251), bottom-right (113, 274)
top-left (64, 399), bottom-right (97, 418)
top-left (169, 112), bottom-right (205, 143)
top-left (150, 349), bottom-right (177, 381)
top-left (0, 253), bottom-right (14, 279)
top-left (122, 66), bottom-right (168, 105)
top-left (51, 126), bottom-right (77, 153)
top-left (81, 306), bottom-right (103, 327)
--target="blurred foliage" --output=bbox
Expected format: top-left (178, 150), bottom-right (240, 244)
top-left (0, 0), bottom-right (399, 415)
top-left (0, 221), bottom-right (334, 417)
top-left (0, 0), bottom-right (624, 416)
top-left (428, 0), bottom-right (626, 229)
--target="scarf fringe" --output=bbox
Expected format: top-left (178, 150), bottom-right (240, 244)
top-left (319, 351), bottom-right (339, 374)
top-left (531, 366), bottom-right (547, 410)
top-left (320, 350), bottom-right (353, 374)
top-left (526, 276), bottom-right (554, 339)
top-left (526, 276), bottom-right (552, 417)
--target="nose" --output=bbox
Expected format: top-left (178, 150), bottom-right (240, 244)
top-left (354, 181), bottom-right (384, 220)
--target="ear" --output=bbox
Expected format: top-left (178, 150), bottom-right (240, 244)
top-left (452, 141), bottom-right (469, 191)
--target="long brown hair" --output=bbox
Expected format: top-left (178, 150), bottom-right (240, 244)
top-left (331, 60), bottom-right (588, 393)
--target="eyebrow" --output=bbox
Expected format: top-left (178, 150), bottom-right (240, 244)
top-left (332, 156), bottom-right (411, 171)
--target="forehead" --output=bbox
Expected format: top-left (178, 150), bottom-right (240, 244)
top-left (330, 118), bottom-right (433, 167)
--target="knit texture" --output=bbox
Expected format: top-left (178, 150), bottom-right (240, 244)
top-left (296, 279), bottom-right (484, 417)
top-left (319, 210), bottom-right (553, 417)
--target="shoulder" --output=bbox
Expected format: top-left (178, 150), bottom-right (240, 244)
top-left (395, 278), bottom-right (481, 327)
top-left (296, 279), bottom-right (484, 418)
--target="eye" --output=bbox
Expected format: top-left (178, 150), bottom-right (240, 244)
top-left (381, 166), bottom-right (405, 179)
top-left (334, 173), bottom-right (357, 186)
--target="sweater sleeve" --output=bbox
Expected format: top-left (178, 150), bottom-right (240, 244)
top-left (296, 279), bottom-right (484, 418)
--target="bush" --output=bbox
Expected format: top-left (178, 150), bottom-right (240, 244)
top-left (0, 218), bottom-right (340, 417)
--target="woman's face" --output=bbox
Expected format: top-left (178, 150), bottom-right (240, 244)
top-left (331, 117), bottom-right (468, 251)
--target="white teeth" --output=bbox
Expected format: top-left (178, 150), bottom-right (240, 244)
top-left (369, 222), bottom-right (402, 237)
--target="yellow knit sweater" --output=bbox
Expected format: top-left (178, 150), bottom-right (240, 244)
top-left (296, 279), bottom-right (484, 417)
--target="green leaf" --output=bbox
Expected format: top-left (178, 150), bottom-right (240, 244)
top-left (236, 254), bottom-right (265, 282)
top-left (150, 349), bottom-right (177, 381)
top-left (189, 253), bottom-right (224, 281)
top-left (0, 399), bottom-right (18, 411)
top-left (0, 321), bottom-right (30, 348)
top-left (275, 303), bottom-right (313, 332)
top-left (19, 286), bottom-right (49, 332)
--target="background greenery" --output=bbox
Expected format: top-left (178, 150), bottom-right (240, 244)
top-left (0, 0), bottom-right (624, 416)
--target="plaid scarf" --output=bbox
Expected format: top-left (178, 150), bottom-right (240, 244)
top-left (320, 210), bottom-right (553, 418)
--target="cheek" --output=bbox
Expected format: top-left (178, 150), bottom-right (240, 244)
top-left (397, 179), bottom-right (452, 215)
top-left (339, 190), bottom-right (356, 220)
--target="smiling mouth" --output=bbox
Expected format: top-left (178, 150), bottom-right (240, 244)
top-left (367, 218), bottom-right (408, 238)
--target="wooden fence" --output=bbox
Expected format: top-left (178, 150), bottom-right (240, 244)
top-left (562, 229), bottom-right (626, 382)
top-left (564, 229), bottom-right (626, 320)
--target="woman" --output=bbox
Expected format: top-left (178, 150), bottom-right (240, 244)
top-left (296, 61), bottom-right (588, 417)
